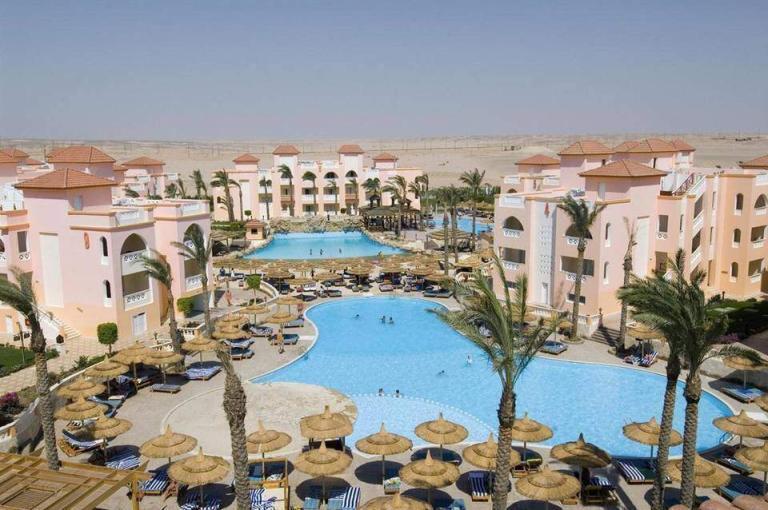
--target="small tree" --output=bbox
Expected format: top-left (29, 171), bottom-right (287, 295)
top-left (97, 323), bottom-right (118, 355)
top-left (177, 296), bottom-right (195, 318)
top-left (246, 275), bottom-right (261, 300)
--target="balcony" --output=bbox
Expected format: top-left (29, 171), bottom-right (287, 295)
top-left (692, 214), bottom-right (704, 233)
top-left (323, 195), bottom-right (338, 202)
top-left (657, 231), bottom-right (668, 240)
top-left (124, 289), bottom-right (152, 310)
top-left (181, 202), bottom-right (204, 216)
top-left (757, 174), bottom-right (768, 186)
top-left (502, 228), bottom-right (522, 239)
top-left (165, 173), bottom-right (179, 181)
top-left (691, 247), bottom-right (702, 267)
top-left (344, 194), bottom-right (359, 201)
top-left (499, 195), bottom-right (524, 208)
top-left (757, 208), bottom-right (767, 216)
top-left (18, 252), bottom-right (30, 262)
top-left (115, 208), bottom-right (148, 226)
top-left (564, 271), bottom-right (587, 282)
top-left (502, 260), bottom-right (521, 271)
top-left (751, 274), bottom-right (762, 284)
top-left (121, 249), bottom-right (148, 275)
top-left (753, 239), bottom-right (765, 249)
top-left (565, 236), bottom-right (580, 246)
top-left (280, 195), bottom-right (293, 203)
top-left (543, 176), bottom-right (560, 187)
top-left (301, 195), bottom-right (315, 203)
top-left (185, 274), bottom-right (203, 291)
top-left (503, 176), bottom-right (520, 185)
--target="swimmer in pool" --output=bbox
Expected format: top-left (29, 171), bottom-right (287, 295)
top-left (395, 389), bottom-right (401, 398)
top-left (388, 317), bottom-right (394, 324)
top-left (437, 370), bottom-right (446, 376)
top-left (466, 354), bottom-right (473, 365)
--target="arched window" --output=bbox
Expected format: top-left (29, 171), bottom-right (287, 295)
top-left (100, 236), bottom-right (108, 257)
top-left (733, 229), bottom-right (741, 245)
top-left (506, 188), bottom-right (517, 194)
top-left (503, 216), bottom-right (524, 231)
top-left (345, 170), bottom-right (358, 178)
top-left (565, 225), bottom-right (592, 239)
top-left (103, 280), bottom-right (111, 299)
top-left (324, 172), bottom-right (338, 179)
top-left (756, 194), bottom-right (767, 209)
top-left (603, 262), bottom-right (609, 284)
top-left (731, 262), bottom-right (739, 279)
top-left (735, 193), bottom-right (744, 212)
top-left (604, 223), bottom-right (611, 246)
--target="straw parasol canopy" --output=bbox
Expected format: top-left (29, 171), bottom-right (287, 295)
top-left (84, 359), bottom-right (129, 379)
top-left (628, 323), bottom-right (659, 340)
top-left (243, 303), bottom-right (270, 315)
top-left (169, 448), bottom-right (230, 487)
top-left (246, 420), bottom-right (292, 454)
top-left (511, 413), bottom-right (553, 460)
top-left (515, 467), bottom-right (581, 504)
top-left (713, 410), bottom-right (768, 445)
top-left (212, 325), bottom-right (246, 340)
top-left (112, 341), bottom-right (151, 367)
top-left (290, 277), bottom-right (315, 287)
top-left (143, 349), bottom-right (185, 384)
top-left (140, 424), bottom-right (198, 461)
top-left (410, 266), bottom-right (434, 277)
top-left (87, 411), bottom-right (132, 439)
top-left (623, 417), bottom-right (682, 457)
top-left (267, 311), bottom-right (298, 325)
top-left (359, 493), bottom-right (432, 510)
top-left (735, 441), bottom-right (768, 494)
top-left (216, 313), bottom-right (248, 328)
top-left (462, 432), bottom-right (521, 470)
top-left (666, 456), bottom-right (730, 489)
top-left (550, 433), bottom-right (611, 469)
top-left (300, 405), bottom-right (353, 440)
top-left (277, 295), bottom-right (302, 306)
top-left (724, 355), bottom-right (767, 388)
top-left (757, 394), bottom-right (768, 413)
top-left (265, 268), bottom-right (292, 280)
top-left (415, 413), bottom-right (468, 451)
top-left (182, 333), bottom-right (220, 363)
top-left (294, 441), bottom-right (353, 476)
top-left (399, 451), bottom-right (460, 500)
top-left (57, 377), bottom-right (106, 400)
top-left (54, 396), bottom-right (107, 421)
top-left (356, 423), bottom-right (413, 482)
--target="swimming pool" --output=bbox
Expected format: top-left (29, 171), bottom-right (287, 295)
top-left (244, 232), bottom-right (403, 260)
top-left (456, 215), bottom-right (492, 234)
top-left (253, 297), bottom-right (731, 456)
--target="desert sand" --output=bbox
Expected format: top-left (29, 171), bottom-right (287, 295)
top-left (2, 133), bottom-right (766, 186)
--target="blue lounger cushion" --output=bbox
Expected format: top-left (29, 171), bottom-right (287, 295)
top-left (250, 326), bottom-right (273, 337)
top-left (225, 338), bottom-right (254, 349)
top-left (180, 492), bottom-right (221, 510)
top-left (62, 429), bottom-right (104, 450)
top-left (469, 471), bottom-right (489, 499)
top-left (185, 366), bottom-right (221, 380)
top-left (105, 448), bottom-right (140, 470)
top-left (722, 386), bottom-right (764, 403)
top-left (540, 341), bottom-right (567, 355)
top-left (140, 468), bottom-right (171, 494)
top-left (327, 486), bottom-right (361, 510)
top-left (717, 477), bottom-right (764, 501)
top-left (231, 347), bottom-right (254, 359)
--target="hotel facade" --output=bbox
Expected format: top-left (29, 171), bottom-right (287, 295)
top-left (211, 144), bottom-right (422, 221)
top-left (0, 146), bottom-right (211, 342)
top-left (493, 140), bottom-right (768, 335)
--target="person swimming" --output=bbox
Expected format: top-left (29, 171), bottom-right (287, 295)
top-left (395, 389), bottom-right (401, 398)
top-left (354, 314), bottom-right (360, 319)
top-left (380, 315), bottom-right (386, 323)
top-left (320, 249), bottom-right (324, 255)
top-left (466, 354), bottom-right (473, 365)
top-left (437, 369), bottom-right (446, 376)
top-left (388, 317), bottom-right (394, 324)
top-left (310, 249), bottom-right (313, 255)
top-left (378, 388), bottom-right (384, 396)
top-left (339, 248), bottom-right (342, 254)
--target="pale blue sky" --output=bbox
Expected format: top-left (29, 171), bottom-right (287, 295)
top-left (1, 0), bottom-right (766, 140)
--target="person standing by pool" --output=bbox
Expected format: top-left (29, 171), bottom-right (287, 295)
top-left (466, 354), bottom-right (473, 366)
top-left (310, 249), bottom-right (313, 255)
top-left (320, 249), bottom-right (324, 255)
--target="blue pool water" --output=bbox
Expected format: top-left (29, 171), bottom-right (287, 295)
top-left (245, 232), bottom-right (403, 260)
top-left (253, 297), bottom-right (732, 456)
top-left (456, 215), bottom-right (492, 233)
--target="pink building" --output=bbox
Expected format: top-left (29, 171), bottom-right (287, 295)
top-left (494, 139), bottom-right (768, 335)
top-left (211, 144), bottom-right (422, 221)
top-left (0, 146), bottom-right (211, 342)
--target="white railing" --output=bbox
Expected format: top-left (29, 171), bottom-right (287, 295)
top-left (750, 274), bottom-right (762, 284)
top-left (692, 214), bottom-right (704, 233)
top-left (181, 202), bottom-right (203, 215)
top-left (656, 232), bottom-right (668, 240)
top-left (753, 239), bottom-right (765, 249)
top-left (0, 252), bottom-right (6, 265)
top-left (124, 289), bottom-right (152, 310)
top-left (185, 274), bottom-right (203, 291)
top-left (18, 252), bottom-right (30, 261)
top-left (502, 261), bottom-right (520, 271)
top-left (502, 228), bottom-right (522, 238)
top-left (564, 271), bottom-right (587, 282)
top-left (166, 173), bottom-right (179, 181)
top-left (321, 160), bottom-right (339, 169)
top-left (756, 174), bottom-right (768, 186)
top-left (691, 247), bottom-right (702, 267)
top-left (301, 195), bottom-right (315, 203)
top-left (500, 195), bottom-right (524, 208)
top-left (0, 184), bottom-right (24, 211)
top-left (756, 208), bottom-right (767, 216)
top-left (121, 249), bottom-right (148, 274)
top-left (689, 176), bottom-right (705, 198)
top-left (503, 176), bottom-right (520, 185)
top-left (565, 236), bottom-right (580, 246)
top-left (136, 175), bottom-right (150, 183)
top-left (323, 195), bottom-right (337, 202)
top-left (543, 176), bottom-right (560, 186)
top-left (115, 209), bottom-right (144, 226)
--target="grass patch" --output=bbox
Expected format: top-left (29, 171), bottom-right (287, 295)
top-left (0, 345), bottom-right (58, 376)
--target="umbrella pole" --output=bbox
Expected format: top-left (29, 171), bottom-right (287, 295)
top-left (382, 454), bottom-right (386, 485)
top-left (523, 441), bottom-right (528, 462)
top-left (199, 485), bottom-right (204, 506)
top-left (763, 471), bottom-right (766, 496)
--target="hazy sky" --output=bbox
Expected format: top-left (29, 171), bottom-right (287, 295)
top-left (1, 0), bottom-right (767, 140)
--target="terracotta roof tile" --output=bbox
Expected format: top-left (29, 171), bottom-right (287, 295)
top-left (1, 148), bottom-right (29, 161)
top-left (579, 160), bottom-right (667, 178)
top-left (25, 158), bottom-right (43, 165)
top-left (15, 168), bottom-right (116, 190)
top-left (47, 145), bottom-right (116, 164)
top-left (613, 140), bottom-right (640, 153)
top-left (0, 151), bottom-right (17, 164)
top-left (272, 144), bottom-right (300, 155)
top-left (515, 154), bottom-right (559, 166)
top-left (740, 155), bottom-right (768, 169)
top-left (123, 156), bottom-right (165, 166)
top-left (233, 153), bottom-right (260, 163)
top-left (337, 144), bottom-right (365, 155)
top-left (558, 140), bottom-right (613, 156)
top-left (670, 139), bottom-right (695, 151)
top-left (625, 138), bottom-right (676, 153)
top-left (113, 163), bottom-right (128, 172)
top-left (372, 152), bottom-right (399, 161)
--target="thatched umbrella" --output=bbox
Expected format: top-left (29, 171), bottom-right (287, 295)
top-left (713, 410), bottom-right (768, 446)
top-left (277, 295), bottom-right (302, 314)
top-left (300, 405), bottom-right (353, 441)
top-left (623, 417), bottom-right (682, 458)
top-left (266, 268), bottom-right (292, 288)
top-left (410, 267), bottom-right (434, 278)
top-left (182, 333), bottom-right (219, 364)
top-left (724, 355), bottom-right (766, 388)
top-left (87, 411), bottom-right (133, 461)
top-left (169, 448), bottom-right (230, 507)
top-left (756, 394), bottom-right (768, 413)
top-left (54, 396), bottom-right (107, 421)
top-left (216, 313), bottom-right (248, 328)
top-left (140, 424), bottom-right (198, 465)
top-left (511, 413), bottom-right (553, 461)
top-left (415, 413), bottom-right (468, 460)
top-left (399, 451), bottom-right (460, 504)
top-left (356, 423), bottom-right (413, 482)
top-left (360, 493), bottom-right (432, 510)
top-left (112, 341), bottom-right (151, 380)
top-left (57, 377), bottom-right (105, 400)
top-left (515, 467), bottom-right (581, 510)
top-left (462, 432), bottom-right (521, 470)
top-left (246, 420), bottom-right (292, 455)
top-left (550, 433), bottom-right (611, 484)
top-left (290, 277), bottom-right (315, 288)
top-left (243, 303), bottom-right (270, 317)
top-left (294, 441), bottom-right (352, 501)
top-left (735, 441), bottom-right (768, 494)
top-left (666, 456), bottom-right (730, 500)
top-left (143, 349), bottom-right (185, 384)
top-left (84, 360), bottom-right (129, 397)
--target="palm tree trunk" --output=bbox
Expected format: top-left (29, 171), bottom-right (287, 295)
top-left (618, 256), bottom-right (632, 349)
top-left (397, 204), bottom-right (403, 238)
top-left (651, 355), bottom-right (681, 510)
top-left (32, 328), bottom-right (59, 470)
top-left (451, 209), bottom-right (458, 262)
top-left (238, 188), bottom-right (244, 221)
top-left (471, 198), bottom-right (477, 247)
top-left (570, 243), bottom-right (585, 339)
top-left (312, 185), bottom-right (317, 216)
top-left (224, 187), bottom-right (235, 222)
top-left (289, 184), bottom-right (295, 216)
top-left (201, 279), bottom-right (213, 336)
top-left (442, 209), bottom-right (450, 275)
top-left (492, 385), bottom-right (516, 510)
top-left (217, 349), bottom-right (250, 509)
top-left (680, 370), bottom-right (702, 507)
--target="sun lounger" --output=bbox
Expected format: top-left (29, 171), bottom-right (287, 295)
top-left (383, 468), bottom-right (401, 494)
top-left (540, 341), bottom-right (567, 355)
top-left (640, 352), bottom-right (659, 367)
top-left (436, 498), bottom-right (466, 510)
top-left (225, 338), bottom-right (254, 349)
top-left (139, 467), bottom-right (172, 497)
top-left (469, 471), bottom-right (490, 501)
top-left (89, 395), bottom-right (123, 410)
top-left (327, 486), bottom-right (361, 510)
top-left (250, 488), bottom-right (279, 510)
top-left (423, 289), bottom-right (452, 298)
top-left (717, 454), bottom-right (754, 475)
top-left (379, 284), bottom-right (394, 292)
top-left (180, 492), bottom-right (221, 510)
top-left (298, 293), bottom-right (317, 302)
top-left (722, 386), bottom-right (764, 403)
top-left (185, 365), bottom-right (222, 381)
top-left (58, 429), bottom-right (105, 457)
top-left (231, 347), bottom-right (255, 360)
top-left (250, 326), bottom-right (274, 337)
top-left (104, 448), bottom-right (140, 470)
top-left (583, 476), bottom-right (618, 505)
top-left (615, 459), bottom-right (656, 484)
top-left (151, 383), bottom-right (182, 393)
top-left (324, 289), bottom-right (342, 297)
top-left (270, 334), bottom-right (299, 346)
top-left (717, 477), bottom-right (765, 501)
top-left (284, 318), bottom-right (305, 328)
top-left (624, 355), bottom-right (641, 365)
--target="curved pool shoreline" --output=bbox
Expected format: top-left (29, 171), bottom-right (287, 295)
top-left (244, 231), bottom-right (404, 260)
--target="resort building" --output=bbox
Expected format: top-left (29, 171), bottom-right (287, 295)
top-left (494, 139), bottom-right (768, 335)
top-left (0, 145), bottom-right (212, 342)
top-left (211, 144), bottom-right (422, 221)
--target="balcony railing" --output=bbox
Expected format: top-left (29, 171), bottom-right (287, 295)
top-left (185, 274), bottom-right (203, 291)
top-left (543, 176), bottom-right (560, 187)
top-left (344, 194), bottom-right (358, 201)
top-left (0, 252), bottom-right (6, 265)
top-left (564, 271), bottom-right (588, 282)
top-left (323, 195), bottom-right (338, 202)
top-left (502, 261), bottom-right (520, 271)
top-left (499, 195), bottom-right (524, 208)
top-left (18, 252), bottom-right (30, 261)
top-left (756, 174), bottom-right (768, 186)
top-left (565, 236), bottom-right (580, 246)
top-left (280, 195), bottom-right (293, 203)
top-left (502, 228), bottom-right (522, 239)
top-left (756, 208), bottom-right (767, 216)
top-left (753, 239), bottom-right (765, 249)
top-left (692, 214), bottom-right (704, 233)
top-left (656, 231), bottom-right (668, 240)
top-left (121, 249), bottom-right (148, 274)
top-left (115, 209), bottom-right (146, 226)
top-left (503, 176), bottom-right (520, 185)
top-left (181, 202), bottom-right (204, 215)
top-left (124, 289), bottom-right (152, 310)
top-left (166, 173), bottom-right (179, 181)
top-left (301, 195), bottom-right (315, 203)
top-left (750, 273), bottom-right (762, 284)
top-left (691, 247), bottom-right (702, 267)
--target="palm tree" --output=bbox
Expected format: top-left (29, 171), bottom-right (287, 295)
top-left (0, 268), bottom-right (60, 470)
top-left (416, 174), bottom-right (430, 229)
top-left (139, 251), bottom-right (182, 358)
top-left (434, 263), bottom-right (552, 510)
top-left (278, 164), bottom-right (294, 216)
top-left (327, 179), bottom-right (339, 214)
top-left (164, 182), bottom-right (178, 198)
top-left (618, 218), bottom-right (637, 349)
top-left (172, 229), bottom-right (250, 509)
top-left (123, 187), bottom-right (139, 198)
top-left (382, 175), bottom-right (408, 238)
top-left (259, 177), bottom-right (272, 220)
top-left (459, 168), bottom-right (486, 246)
top-left (177, 179), bottom-right (189, 199)
top-left (557, 195), bottom-right (606, 339)
top-left (302, 171), bottom-right (318, 216)
top-left (442, 185), bottom-right (463, 263)
top-left (362, 177), bottom-right (381, 208)
top-left (192, 169), bottom-right (207, 199)
top-left (347, 177), bottom-right (358, 215)
top-left (408, 176), bottom-right (429, 230)
top-left (210, 170), bottom-right (238, 222)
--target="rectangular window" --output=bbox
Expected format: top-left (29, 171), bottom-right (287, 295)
top-left (561, 256), bottom-right (595, 276)
top-left (502, 248), bottom-right (526, 264)
top-left (712, 191), bottom-right (717, 211)
top-left (694, 196), bottom-right (704, 218)
top-left (567, 293), bottom-right (586, 304)
top-left (751, 227), bottom-right (765, 242)
top-left (17, 231), bottom-right (27, 253)
top-left (679, 214), bottom-right (684, 233)
top-left (748, 259), bottom-right (764, 277)
top-left (691, 232), bottom-right (701, 253)
top-left (658, 215), bottom-right (669, 233)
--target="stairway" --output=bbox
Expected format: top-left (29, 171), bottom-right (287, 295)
top-left (590, 325), bottom-right (620, 347)
top-left (32, 305), bottom-right (81, 341)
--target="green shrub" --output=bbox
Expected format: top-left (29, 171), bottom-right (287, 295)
top-left (719, 298), bottom-right (768, 337)
top-left (246, 274), bottom-right (261, 296)
top-left (97, 323), bottom-right (118, 355)
top-left (177, 296), bottom-right (196, 317)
